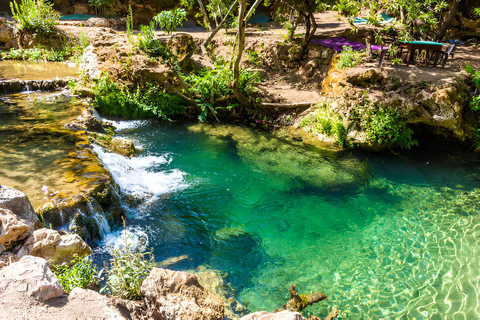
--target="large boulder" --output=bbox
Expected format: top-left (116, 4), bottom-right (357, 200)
top-left (17, 228), bottom-right (92, 265)
top-left (241, 311), bottom-right (304, 320)
top-left (0, 18), bottom-right (16, 50)
top-left (141, 267), bottom-right (224, 320)
top-left (168, 33), bottom-right (196, 72)
top-left (0, 185), bottom-right (42, 230)
top-left (0, 208), bottom-right (31, 253)
top-left (0, 255), bottom-right (63, 302)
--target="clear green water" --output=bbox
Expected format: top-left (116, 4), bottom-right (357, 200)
top-left (93, 120), bottom-right (480, 319)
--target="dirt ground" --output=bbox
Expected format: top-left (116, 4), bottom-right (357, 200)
top-left (58, 11), bottom-right (480, 105)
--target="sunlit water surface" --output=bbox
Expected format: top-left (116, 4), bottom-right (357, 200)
top-left (93, 119), bottom-right (480, 319)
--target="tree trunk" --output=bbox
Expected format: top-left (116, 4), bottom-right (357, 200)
top-left (197, 0), bottom-right (214, 31)
top-left (435, 0), bottom-right (460, 41)
top-left (232, 0), bottom-right (263, 110)
top-left (300, 10), bottom-right (317, 58)
top-left (201, 0), bottom-right (239, 55)
top-left (232, 0), bottom-right (252, 110)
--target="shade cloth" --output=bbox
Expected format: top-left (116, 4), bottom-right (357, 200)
top-left (312, 37), bottom-right (386, 52)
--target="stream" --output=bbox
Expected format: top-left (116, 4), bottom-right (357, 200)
top-left (90, 119), bottom-right (480, 319)
top-left (1, 83), bottom-right (480, 318)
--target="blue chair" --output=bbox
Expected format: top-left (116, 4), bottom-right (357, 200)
top-left (440, 43), bottom-right (456, 68)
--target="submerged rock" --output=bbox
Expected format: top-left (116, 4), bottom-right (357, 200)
top-left (141, 267), bottom-right (224, 320)
top-left (0, 255), bottom-right (63, 302)
top-left (17, 228), bottom-right (92, 265)
top-left (188, 123), bottom-right (371, 190)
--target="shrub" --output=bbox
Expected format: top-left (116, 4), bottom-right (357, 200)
top-left (91, 74), bottom-right (187, 119)
top-left (10, 0), bottom-right (60, 36)
top-left (337, 45), bottom-right (362, 69)
top-left (300, 104), bottom-right (347, 146)
top-left (51, 255), bottom-right (102, 293)
top-left (137, 21), bottom-right (169, 58)
top-left (104, 236), bottom-right (156, 300)
top-left (183, 65), bottom-right (260, 118)
top-left (362, 105), bottom-right (417, 149)
top-left (154, 8), bottom-right (188, 34)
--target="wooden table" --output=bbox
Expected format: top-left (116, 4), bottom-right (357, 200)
top-left (398, 41), bottom-right (444, 67)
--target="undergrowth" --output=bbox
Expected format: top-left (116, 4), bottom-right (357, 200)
top-left (10, 0), bottom-right (59, 37)
top-left (51, 255), bottom-right (102, 293)
top-left (103, 236), bottom-right (156, 300)
top-left (300, 103), bottom-right (346, 146)
top-left (91, 75), bottom-right (187, 119)
top-left (337, 45), bottom-right (363, 69)
top-left (356, 103), bottom-right (418, 149)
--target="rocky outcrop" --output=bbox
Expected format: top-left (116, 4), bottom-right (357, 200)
top-left (0, 18), bottom-right (16, 50)
top-left (141, 267), bottom-right (224, 320)
top-left (0, 208), bottom-right (31, 253)
top-left (0, 186), bottom-right (42, 249)
top-left (17, 228), bottom-right (92, 265)
top-left (0, 255), bottom-right (63, 302)
top-left (241, 311), bottom-right (304, 320)
top-left (0, 185), bottom-right (41, 229)
top-left (0, 79), bottom-right (72, 93)
top-left (0, 257), bottom-right (128, 319)
top-left (168, 33), bottom-right (196, 72)
top-left (299, 67), bottom-right (475, 149)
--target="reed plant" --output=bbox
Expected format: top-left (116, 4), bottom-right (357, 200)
top-left (10, 0), bottom-right (60, 36)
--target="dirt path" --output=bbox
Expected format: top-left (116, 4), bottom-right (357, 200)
top-left (59, 11), bottom-right (480, 105)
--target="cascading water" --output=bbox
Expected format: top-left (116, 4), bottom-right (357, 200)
top-left (90, 119), bottom-right (480, 319)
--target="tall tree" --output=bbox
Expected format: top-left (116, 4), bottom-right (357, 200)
top-left (232, 0), bottom-right (263, 109)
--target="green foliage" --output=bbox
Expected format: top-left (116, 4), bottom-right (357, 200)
top-left (337, 45), bottom-right (362, 69)
top-left (91, 74), bottom-right (187, 119)
top-left (78, 31), bottom-right (89, 49)
top-left (10, 0), bottom-right (60, 36)
top-left (51, 255), bottom-right (102, 294)
top-left (464, 63), bottom-right (480, 114)
top-left (104, 237), bottom-right (156, 300)
top-left (300, 104), bottom-right (347, 146)
top-left (88, 0), bottom-right (114, 15)
top-left (153, 8), bottom-right (188, 34)
top-left (137, 21), bottom-right (169, 58)
top-left (361, 104), bottom-right (418, 149)
top-left (2, 46), bottom-right (77, 62)
top-left (246, 49), bottom-right (262, 66)
top-left (475, 7), bottom-right (480, 17)
top-left (182, 65), bottom-right (260, 121)
top-left (125, 6), bottom-right (135, 57)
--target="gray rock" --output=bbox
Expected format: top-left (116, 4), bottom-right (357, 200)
top-left (141, 267), bottom-right (224, 320)
top-left (17, 228), bottom-right (92, 265)
top-left (0, 208), bottom-right (31, 252)
top-left (0, 255), bottom-right (63, 302)
top-left (0, 185), bottom-right (42, 231)
top-left (241, 310), bottom-right (304, 320)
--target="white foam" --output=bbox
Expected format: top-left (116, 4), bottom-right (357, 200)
top-left (92, 144), bottom-right (188, 198)
top-left (97, 226), bottom-right (148, 253)
top-left (108, 119), bottom-right (149, 131)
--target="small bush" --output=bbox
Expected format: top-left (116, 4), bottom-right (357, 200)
top-left (300, 104), bottom-right (346, 146)
top-left (51, 255), bottom-right (102, 293)
top-left (362, 105), bottom-right (417, 149)
top-left (337, 45), bottom-right (363, 69)
top-left (137, 21), bottom-right (169, 58)
top-left (91, 74), bottom-right (187, 119)
top-left (154, 8), bottom-right (188, 34)
top-left (10, 0), bottom-right (60, 36)
top-left (104, 236), bottom-right (156, 300)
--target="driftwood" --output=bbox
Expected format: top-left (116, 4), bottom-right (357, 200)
top-left (285, 284), bottom-right (328, 312)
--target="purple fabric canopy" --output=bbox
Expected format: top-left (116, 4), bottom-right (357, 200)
top-left (312, 37), bottom-right (385, 52)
